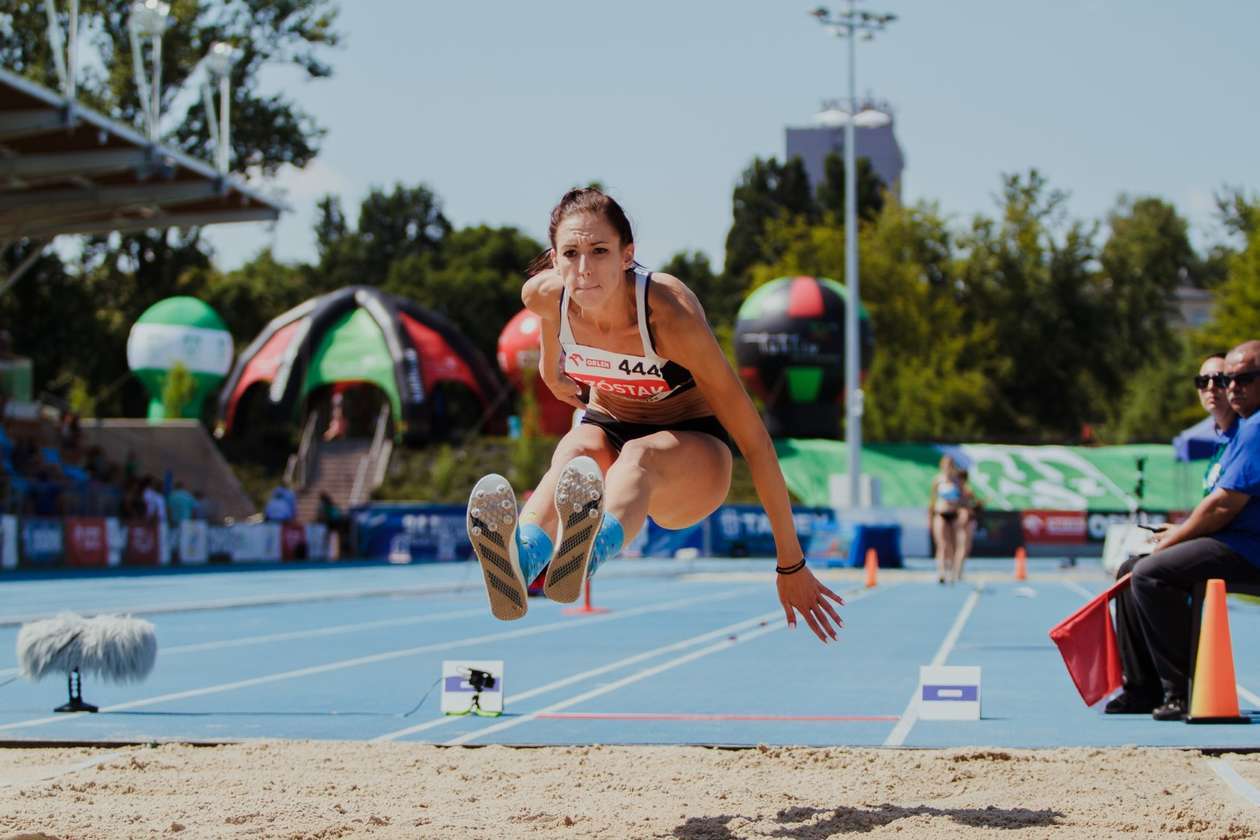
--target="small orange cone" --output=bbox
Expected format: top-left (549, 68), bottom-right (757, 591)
top-left (1187, 579), bottom-right (1248, 724)
top-left (864, 548), bottom-right (878, 588)
top-left (1014, 546), bottom-right (1027, 581)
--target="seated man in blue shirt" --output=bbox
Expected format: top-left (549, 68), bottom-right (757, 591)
top-left (1108, 351), bottom-right (1238, 715)
top-left (1130, 339), bottom-right (1260, 720)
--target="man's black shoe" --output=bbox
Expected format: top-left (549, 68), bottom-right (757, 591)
top-left (1152, 696), bottom-right (1187, 721)
top-left (1103, 690), bottom-right (1160, 715)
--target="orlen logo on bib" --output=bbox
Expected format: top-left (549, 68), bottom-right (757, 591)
top-left (568, 353), bottom-right (610, 369)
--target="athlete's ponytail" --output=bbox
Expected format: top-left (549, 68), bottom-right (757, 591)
top-left (526, 187), bottom-right (636, 277)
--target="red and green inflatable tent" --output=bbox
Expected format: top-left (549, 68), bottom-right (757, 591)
top-left (216, 286), bottom-right (505, 440)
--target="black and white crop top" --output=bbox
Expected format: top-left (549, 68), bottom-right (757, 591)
top-left (559, 267), bottom-right (697, 403)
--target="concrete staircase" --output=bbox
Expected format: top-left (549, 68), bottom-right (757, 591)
top-left (295, 438), bottom-right (373, 523)
top-left (81, 419), bottom-right (255, 520)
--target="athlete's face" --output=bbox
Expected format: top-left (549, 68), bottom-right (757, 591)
top-left (552, 213), bottom-right (635, 310)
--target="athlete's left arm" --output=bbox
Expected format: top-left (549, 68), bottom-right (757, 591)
top-left (652, 276), bottom-right (844, 643)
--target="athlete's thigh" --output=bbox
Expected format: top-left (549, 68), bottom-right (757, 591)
top-left (550, 422), bottom-right (618, 472)
top-left (621, 431), bottom-right (732, 528)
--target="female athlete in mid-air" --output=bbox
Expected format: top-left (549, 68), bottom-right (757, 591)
top-left (466, 188), bottom-right (844, 643)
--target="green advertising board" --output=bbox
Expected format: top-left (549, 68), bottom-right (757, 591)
top-left (775, 438), bottom-right (1204, 512)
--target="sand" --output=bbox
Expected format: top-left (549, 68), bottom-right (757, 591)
top-left (2, 742), bottom-right (1258, 839)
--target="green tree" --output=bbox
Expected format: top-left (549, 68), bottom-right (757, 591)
top-left (723, 156), bottom-right (816, 283)
top-left (815, 154), bottom-right (886, 223)
top-left (383, 224), bottom-right (542, 360)
top-left (658, 250), bottom-right (745, 328)
top-left (1199, 201), bottom-right (1260, 352)
top-left (162, 362), bottom-right (196, 419)
top-left (954, 170), bottom-right (1108, 439)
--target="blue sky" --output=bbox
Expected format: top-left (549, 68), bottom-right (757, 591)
top-left (202, 0), bottom-right (1260, 273)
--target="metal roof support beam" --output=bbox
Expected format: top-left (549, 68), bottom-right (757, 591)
top-left (0, 148), bottom-right (155, 181)
top-left (0, 107), bottom-right (76, 141)
top-left (0, 180), bottom-right (226, 215)
top-left (0, 240), bottom-right (48, 298)
top-left (0, 207), bottom-right (278, 240)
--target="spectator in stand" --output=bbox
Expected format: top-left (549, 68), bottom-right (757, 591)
top-left (141, 476), bottom-right (167, 524)
top-left (1108, 351), bottom-right (1239, 717)
top-left (167, 480), bottom-right (198, 528)
top-left (264, 483), bottom-right (297, 523)
top-left (30, 470), bottom-right (61, 516)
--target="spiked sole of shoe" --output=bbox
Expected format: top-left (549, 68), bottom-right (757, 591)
top-left (467, 474), bottom-right (527, 621)
top-left (544, 456), bottom-right (605, 604)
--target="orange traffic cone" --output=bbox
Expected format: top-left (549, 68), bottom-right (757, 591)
top-left (1187, 578), bottom-right (1248, 724)
top-left (864, 548), bottom-right (878, 588)
top-left (1014, 546), bottom-right (1027, 581)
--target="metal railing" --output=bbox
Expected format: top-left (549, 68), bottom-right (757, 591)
top-left (350, 404), bottom-right (391, 506)
top-left (285, 407), bottom-right (321, 491)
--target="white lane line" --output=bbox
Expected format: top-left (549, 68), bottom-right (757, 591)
top-left (374, 610), bottom-right (783, 742)
top-left (442, 584), bottom-right (885, 746)
top-left (0, 750), bottom-right (126, 789)
top-left (0, 607), bottom-right (496, 679)
top-left (1062, 580), bottom-right (1095, 599)
top-left (0, 581), bottom-right (487, 627)
top-left (1206, 757), bottom-right (1260, 808)
top-left (445, 625), bottom-right (782, 745)
top-left (1238, 684), bottom-right (1260, 709)
top-left (883, 587), bottom-right (982, 747)
top-left (0, 588), bottom-right (747, 734)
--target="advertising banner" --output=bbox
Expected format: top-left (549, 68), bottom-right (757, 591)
top-left (281, 522), bottom-right (308, 560)
top-left (0, 515), bottom-right (16, 571)
top-left (64, 517), bottom-right (109, 567)
top-left (21, 517), bottom-right (63, 567)
top-left (305, 524), bottom-right (328, 560)
top-left (1020, 510), bottom-right (1088, 545)
top-left (179, 521), bottom-right (208, 565)
top-left (352, 504), bottom-right (470, 563)
top-left (123, 521), bottom-right (161, 566)
top-left (228, 523), bottom-right (282, 563)
top-left (709, 505), bottom-right (835, 558)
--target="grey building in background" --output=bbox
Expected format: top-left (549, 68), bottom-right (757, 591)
top-left (786, 99), bottom-right (905, 199)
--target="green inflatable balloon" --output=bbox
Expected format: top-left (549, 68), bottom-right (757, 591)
top-left (126, 297), bottom-right (233, 421)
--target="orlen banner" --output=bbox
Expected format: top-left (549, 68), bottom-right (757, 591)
top-left (64, 517), bottom-right (109, 567)
top-left (1020, 510), bottom-right (1087, 545)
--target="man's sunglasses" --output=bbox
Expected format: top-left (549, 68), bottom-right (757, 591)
top-left (1225, 370), bottom-right (1260, 388)
top-left (1195, 373), bottom-right (1228, 390)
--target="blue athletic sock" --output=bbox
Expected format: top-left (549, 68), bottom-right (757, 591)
top-left (588, 511), bottom-right (624, 578)
top-left (515, 523), bottom-right (552, 583)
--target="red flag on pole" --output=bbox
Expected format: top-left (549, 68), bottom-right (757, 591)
top-left (1048, 573), bottom-right (1130, 706)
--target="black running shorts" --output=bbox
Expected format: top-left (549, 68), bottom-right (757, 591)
top-left (579, 408), bottom-right (732, 453)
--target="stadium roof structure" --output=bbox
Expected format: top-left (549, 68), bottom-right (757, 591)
top-left (0, 65), bottom-right (283, 251)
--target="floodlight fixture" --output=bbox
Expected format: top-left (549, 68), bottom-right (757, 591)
top-left (807, 0), bottom-right (896, 510)
top-left (200, 42), bottom-right (241, 174)
top-left (129, 0), bottom-right (171, 142)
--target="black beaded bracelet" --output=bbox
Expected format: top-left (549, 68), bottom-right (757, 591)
top-left (775, 558), bottom-right (807, 575)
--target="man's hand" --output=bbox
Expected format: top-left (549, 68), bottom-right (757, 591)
top-left (777, 566), bottom-right (845, 644)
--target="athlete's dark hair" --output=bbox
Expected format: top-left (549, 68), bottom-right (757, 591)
top-left (526, 187), bottom-right (635, 276)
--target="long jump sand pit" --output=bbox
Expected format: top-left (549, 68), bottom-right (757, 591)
top-left (2, 742), bottom-right (1257, 839)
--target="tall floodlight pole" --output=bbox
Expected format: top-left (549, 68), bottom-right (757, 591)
top-left (809, 3), bottom-right (895, 509)
top-left (201, 42), bottom-right (241, 174)
top-left (129, 0), bottom-right (171, 142)
top-left (43, 0), bottom-right (80, 99)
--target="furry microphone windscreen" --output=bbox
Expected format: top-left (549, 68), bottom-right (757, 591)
top-left (18, 613), bottom-right (158, 683)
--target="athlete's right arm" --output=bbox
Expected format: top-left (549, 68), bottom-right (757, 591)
top-left (522, 271), bottom-right (584, 408)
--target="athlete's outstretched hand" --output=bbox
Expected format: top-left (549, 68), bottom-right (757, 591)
top-left (777, 566), bottom-right (845, 643)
